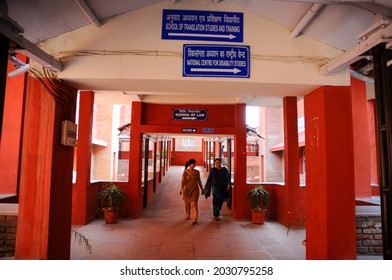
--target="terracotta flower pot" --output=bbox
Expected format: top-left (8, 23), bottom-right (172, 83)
top-left (103, 208), bottom-right (119, 224)
top-left (251, 209), bottom-right (267, 224)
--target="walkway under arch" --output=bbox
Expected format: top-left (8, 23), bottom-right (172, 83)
top-left (71, 166), bottom-right (306, 260)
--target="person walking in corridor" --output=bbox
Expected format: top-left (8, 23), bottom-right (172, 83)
top-left (180, 158), bottom-right (204, 225)
top-left (205, 158), bottom-right (231, 221)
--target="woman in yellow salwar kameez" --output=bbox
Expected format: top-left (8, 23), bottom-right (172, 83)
top-left (180, 159), bottom-right (204, 225)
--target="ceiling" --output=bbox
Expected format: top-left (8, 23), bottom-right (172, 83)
top-left (6, 0), bottom-right (392, 48)
top-left (4, 0), bottom-right (392, 105)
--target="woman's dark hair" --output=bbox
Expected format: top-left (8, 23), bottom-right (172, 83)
top-left (214, 158), bottom-right (222, 162)
top-left (184, 158), bottom-right (196, 169)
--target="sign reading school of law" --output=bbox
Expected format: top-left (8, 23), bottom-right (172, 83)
top-left (173, 109), bottom-right (208, 121)
top-left (162, 9), bottom-right (244, 42)
top-left (183, 44), bottom-right (250, 78)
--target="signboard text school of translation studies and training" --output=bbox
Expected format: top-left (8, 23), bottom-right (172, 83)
top-left (162, 9), bottom-right (244, 42)
top-left (183, 44), bottom-right (250, 78)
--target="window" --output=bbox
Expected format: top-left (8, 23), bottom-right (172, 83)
top-left (182, 138), bottom-right (195, 147)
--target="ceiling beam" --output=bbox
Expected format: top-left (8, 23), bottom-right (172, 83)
top-left (0, 22), bottom-right (63, 71)
top-left (320, 16), bottom-right (392, 75)
top-left (277, 0), bottom-right (392, 17)
top-left (0, 2), bottom-right (62, 72)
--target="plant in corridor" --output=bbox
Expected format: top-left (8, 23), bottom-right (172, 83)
top-left (286, 208), bottom-right (306, 246)
top-left (247, 185), bottom-right (270, 224)
top-left (286, 208), bottom-right (306, 233)
top-left (71, 229), bottom-right (92, 254)
top-left (97, 183), bottom-right (127, 224)
top-left (98, 183), bottom-right (127, 211)
top-left (247, 185), bottom-right (270, 211)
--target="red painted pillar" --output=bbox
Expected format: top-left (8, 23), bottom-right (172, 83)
top-left (202, 139), bottom-right (206, 168)
top-left (72, 91), bottom-right (94, 225)
top-left (167, 140), bottom-right (170, 170)
top-left (207, 140), bottom-right (211, 172)
top-left (283, 97), bottom-right (300, 226)
top-left (0, 55), bottom-right (27, 195)
top-left (367, 99), bottom-right (379, 187)
top-left (166, 140), bottom-right (169, 169)
top-left (304, 86), bottom-right (356, 260)
top-left (232, 104), bottom-right (248, 219)
top-left (129, 101), bottom-right (143, 218)
top-left (158, 139), bottom-right (162, 183)
top-left (168, 140), bottom-right (172, 167)
top-left (160, 140), bottom-right (165, 177)
top-left (16, 77), bottom-right (76, 259)
top-left (350, 77), bottom-right (371, 197)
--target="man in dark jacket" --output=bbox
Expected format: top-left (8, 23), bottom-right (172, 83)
top-left (205, 158), bottom-right (231, 220)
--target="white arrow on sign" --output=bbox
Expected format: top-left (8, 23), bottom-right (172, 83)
top-left (168, 33), bottom-right (236, 40)
top-left (182, 117), bottom-right (198, 120)
top-left (190, 68), bottom-right (242, 74)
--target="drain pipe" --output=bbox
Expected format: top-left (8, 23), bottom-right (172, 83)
top-left (290, 3), bottom-right (324, 38)
top-left (73, 0), bottom-right (101, 27)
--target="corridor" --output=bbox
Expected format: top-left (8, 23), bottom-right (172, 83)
top-left (71, 166), bottom-right (306, 260)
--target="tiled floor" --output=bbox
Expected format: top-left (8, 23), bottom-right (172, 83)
top-left (71, 166), bottom-right (306, 260)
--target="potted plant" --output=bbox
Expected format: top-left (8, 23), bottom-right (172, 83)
top-left (97, 183), bottom-right (126, 224)
top-left (247, 185), bottom-right (270, 224)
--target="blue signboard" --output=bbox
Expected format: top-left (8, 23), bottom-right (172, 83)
top-left (183, 44), bottom-right (250, 78)
top-left (162, 9), bottom-right (243, 42)
top-left (202, 128), bottom-right (215, 133)
top-left (173, 109), bottom-right (208, 121)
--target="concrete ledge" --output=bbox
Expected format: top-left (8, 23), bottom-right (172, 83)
top-left (0, 204), bottom-right (18, 215)
top-left (356, 196), bottom-right (381, 206)
top-left (249, 182), bottom-right (285, 186)
top-left (356, 206), bottom-right (381, 216)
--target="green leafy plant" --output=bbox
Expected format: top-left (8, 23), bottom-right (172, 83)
top-left (247, 185), bottom-right (270, 210)
top-left (286, 208), bottom-right (306, 235)
top-left (97, 183), bottom-right (126, 211)
top-left (71, 229), bottom-right (92, 254)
